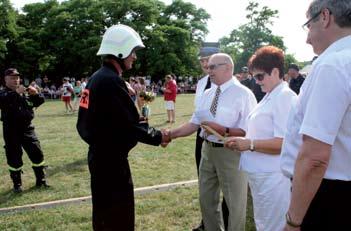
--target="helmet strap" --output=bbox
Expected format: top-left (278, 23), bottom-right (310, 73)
top-left (116, 58), bottom-right (127, 72)
top-left (103, 55), bottom-right (125, 75)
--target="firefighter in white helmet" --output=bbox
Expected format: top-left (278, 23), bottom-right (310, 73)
top-left (77, 24), bottom-right (170, 231)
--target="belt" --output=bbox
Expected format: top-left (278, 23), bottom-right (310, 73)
top-left (205, 140), bottom-right (224, 148)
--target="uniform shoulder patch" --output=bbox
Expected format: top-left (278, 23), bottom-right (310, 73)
top-left (80, 89), bottom-right (90, 109)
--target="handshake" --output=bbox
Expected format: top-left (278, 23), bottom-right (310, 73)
top-left (160, 129), bottom-right (172, 148)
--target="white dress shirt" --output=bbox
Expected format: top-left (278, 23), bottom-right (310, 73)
top-left (194, 75), bottom-right (211, 107)
top-left (240, 82), bottom-right (297, 173)
top-left (281, 35), bottom-right (351, 180)
top-left (190, 77), bottom-right (257, 143)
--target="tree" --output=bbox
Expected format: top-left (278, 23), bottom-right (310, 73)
top-left (144, 25), bottom-right (193, 79)
top-left (6, 0), bottom-right (60, 79)
top-left (284, 53), bottom-right (298, 72)
top-left (219, 1), bottom-right (288, 72)
top-left (4, 0), bottom-right (210, 83)
top-left (144, 0), bottom-right (210, 80)
top-left (161, 0), bottom-right (209, 43)
top-left (0, 0), bottom-right (17, 71)
top-left (100, 0), bottom-right (164, 78)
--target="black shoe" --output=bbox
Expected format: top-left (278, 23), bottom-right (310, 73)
top-left (192, 223), bottom-right (205, 231)
top-left (35, 180), bottom-right (50, 188)
top-left (13, 185), bottom-right (23, 193)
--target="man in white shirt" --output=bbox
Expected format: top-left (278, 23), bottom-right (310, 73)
top-left (167, 53), bottom-right (256, 231)
top-left (280, 1), bottom-right (351, 230)
top-left (193, 46), bottom-right (230, 231)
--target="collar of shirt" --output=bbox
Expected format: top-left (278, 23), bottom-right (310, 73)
top-left (263, 81), bottom-right (287, 102)
top-left (249, 81), bottom-right (286, 117)
top-left (312, 35), bottom-right (351, 70)
top-left (212, 77), bottom-right (237, 93)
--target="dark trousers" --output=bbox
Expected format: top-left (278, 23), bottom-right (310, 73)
top-left (88, 151), bottom-right (134, 231)
top-left (301, 179), bottom-right (351, 230)
top-left (3, 123), bottom-right (44, 169)
top-left (196, 129), bottom-right (229, 230)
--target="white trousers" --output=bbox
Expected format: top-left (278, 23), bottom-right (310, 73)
top-left (248, 171), bottom-right (291, 231)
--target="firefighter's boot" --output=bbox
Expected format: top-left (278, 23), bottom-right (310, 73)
top-left (10, 170), bottom-right (22, 193)
top-left (33, 166), bottom-right (49, 188)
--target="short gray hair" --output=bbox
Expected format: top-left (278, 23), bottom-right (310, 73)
top-left (308, 0), bottom-right (351, 27)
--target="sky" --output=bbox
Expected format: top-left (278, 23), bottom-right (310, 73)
top-left (11, 0), bottom-right (315, 62)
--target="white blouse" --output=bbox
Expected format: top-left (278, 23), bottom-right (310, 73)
top-left (240, 81), bottom-right (297, 173)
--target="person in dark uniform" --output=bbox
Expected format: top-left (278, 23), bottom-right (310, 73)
top-left (193, 46), bottom-right (229, 231)
top-left (239, 66), bottom-right (253, 89)
top-left (0, 68), bottom-right (48, 193)
top-left (76, 24), bottom-right (170, 231)
top-left (240, 66), bottom-right (266, 102)
top-left (288, 63), bottom-right (305, 95)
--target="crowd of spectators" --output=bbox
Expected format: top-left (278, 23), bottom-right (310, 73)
top-left (1, 65), bottom-right (305, 101)
top-left (0, 75), bottom-right (88, 100)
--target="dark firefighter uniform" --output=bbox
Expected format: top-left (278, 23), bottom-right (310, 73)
top-left (289, 74), bottom-right (305, 95)
top-left (0, 86), bottom-right (47, 191)
top-left (77, 62), bottom-right (162, 231)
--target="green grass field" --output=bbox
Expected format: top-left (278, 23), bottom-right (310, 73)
top-left (0, 94), bottom-right (255, 230)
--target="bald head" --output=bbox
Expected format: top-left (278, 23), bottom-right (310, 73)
top-left (210, 53), bottom-right (234, 66)
top-left (208, 53), bottom-right (234, 85)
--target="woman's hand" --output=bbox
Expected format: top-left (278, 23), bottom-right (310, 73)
top-left (224, 137), bottom-right (250, 152)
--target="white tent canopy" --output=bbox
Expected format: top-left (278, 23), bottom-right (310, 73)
top-left (300, 64), bottom-right (312, 74)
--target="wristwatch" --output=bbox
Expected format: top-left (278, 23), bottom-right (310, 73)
top-left (224, 127), bottom-right (230, 137)
top-left (249, 139), bottom-right (255, 151)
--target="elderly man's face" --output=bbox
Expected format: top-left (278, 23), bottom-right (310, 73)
top-left (305, 8), bottom-right (332, 55)
top-left (207, 56), bottom-right (229, 85)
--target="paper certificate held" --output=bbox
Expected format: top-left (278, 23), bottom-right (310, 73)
top-left (201, 124), bottom-right (226, 142)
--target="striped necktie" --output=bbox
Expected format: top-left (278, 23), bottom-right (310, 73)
top-left (210, 86), bottom-right (221, 117)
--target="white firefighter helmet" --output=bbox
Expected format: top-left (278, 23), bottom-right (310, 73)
top-left (97, 24), bottom-right (145, 59)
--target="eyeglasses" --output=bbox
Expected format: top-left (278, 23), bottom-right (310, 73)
top-left (302, 8), bottom-right (332, 31)
top-left (302, 10), bottom-right (321, 31)
top-left (253, 73), bottom-right (267, 81)
top-left (208, 63), bottom-right (227, 70)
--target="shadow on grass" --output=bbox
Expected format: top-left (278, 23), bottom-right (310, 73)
top-left (0, 159), bottom-right (85, 206)
top-left (149, 112), bottom-right (166, 116)
top-left (47, 158), bottom-right (87, 177)
top-left (0, 185), bottom-right (53, 206)
top-left (38, 113), bottom-right (77, 119)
